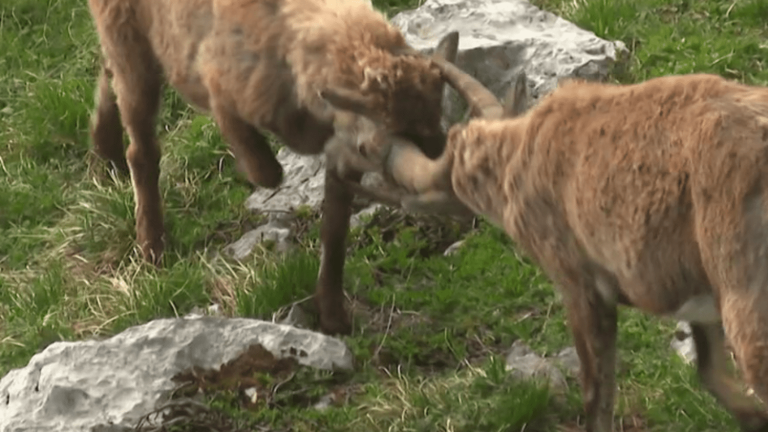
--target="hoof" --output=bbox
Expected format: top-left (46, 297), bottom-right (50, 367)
top-left (236, 156), bottom-right (283, 189)
top-left (138, 239), bottom-right (164, 267)
top-left (735, 409), bottom-right (768, 432)
top-left (319, 314), bottom-right (352, 336)
top-left (314, 295), bottom-right (352, 336)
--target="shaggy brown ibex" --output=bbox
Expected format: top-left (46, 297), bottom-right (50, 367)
top-left (85, 0), bottom-right (481, 336)
top-left (347, 63), bottom-right (768, 431)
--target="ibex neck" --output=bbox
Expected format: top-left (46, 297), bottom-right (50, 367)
top-left (449, 119), bottom-right (526, 227)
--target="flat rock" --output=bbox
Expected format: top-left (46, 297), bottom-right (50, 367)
top-left (223, 212), bottom-right (295, 260)
top-left (350, 203), bottom-right (384, 229)
top-left (245, 148), bottom-right (326, 214)
top-left (553, 346), bottom-right (581, 376)
top-left (235, 149), bottom-right (387, 255)
top-left (505, 340), bottom-right (567, 390)
top-left (0, 317), bottom-right (353, 432)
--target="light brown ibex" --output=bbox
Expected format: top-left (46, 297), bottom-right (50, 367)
top-left (85, 0), bottom-right (480, 336)
top-left (347, 62), bottom-right (768, 431)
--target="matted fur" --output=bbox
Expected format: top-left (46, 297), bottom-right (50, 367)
top-left (85, 0), bottom-right (461, 336)
top-left (357, 72), bottom-right (768, 431)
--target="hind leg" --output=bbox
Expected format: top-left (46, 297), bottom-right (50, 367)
top-left (562, 282), bottom-right (618, 432)
top-left (718, 294), bottom-right (768, 431)
top-left (109, 54), bottom-right (165, 265)
top-left (90, 61), bottom-right (129, 176)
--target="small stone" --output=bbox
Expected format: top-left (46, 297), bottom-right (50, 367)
top-left (313, 393), bottom-right (335, 411)
top-left (553, 346), bottom-right (581, 376)
top-left (671, 321), bottom-right (697, 364)
top-left (207, 303), bottom-right (222, 316)
top-left (224, 221), bottom-right (292, 260)
top-left (350, 204), bottom-right (383, 229)
top-left (275, 304), bottom-right (311, 329)
top-left (505, 340), bottom-right (567, 390)
top-left (244, 387), bottom-right (258, 404)
top-left (443, 240), bottom-right (465, 256)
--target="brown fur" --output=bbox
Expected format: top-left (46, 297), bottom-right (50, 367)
top-left (85, 0), bottom-right (460, 336)
top-left (362, 72), bottom-right (768, 431)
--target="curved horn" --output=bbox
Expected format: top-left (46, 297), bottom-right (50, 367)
top-left (502, 71), bottom-right (529, 118)
top-left (384, 138), bottom-right (451, 193)
top-left (431, 56), bottom-right (503, 120)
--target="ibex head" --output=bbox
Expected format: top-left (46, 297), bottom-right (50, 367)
top-left (333, 54), bottom-right (529, 218)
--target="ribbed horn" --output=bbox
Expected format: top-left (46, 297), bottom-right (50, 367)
top-left (432, 56), bottom-right (503, 120)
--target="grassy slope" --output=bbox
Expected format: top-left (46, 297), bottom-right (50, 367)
top-left (1, 0), bottom-right (767, 430)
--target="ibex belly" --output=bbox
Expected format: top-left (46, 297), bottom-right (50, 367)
top-left (570, 185), bottom-right (719, 322)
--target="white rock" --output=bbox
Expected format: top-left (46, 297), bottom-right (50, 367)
top-left (223, 220), bottom-right (293, 260)
top-left (350, 203), bottom-right (384, 229)
top-left (312, 393), bottom-right (335, 411)
top-left (671, 320), bottom-right (697, 364)
top-left (553, 346), bottom-right (580, 376)
top-left (0, 317), bottom-right (353, 432)
top-left (245, 148), bottom-right (327, 213)
top-left (274, 304), bottom-right (311, 329)
top-left (184, 302), bottom-right (223, 319)
top-left (391, 0), bottom-right (629, 123)
top-left (505, 340), bottom-right (567, 390)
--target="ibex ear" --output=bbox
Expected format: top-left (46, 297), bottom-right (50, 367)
top-left (502, 71), bottom-right (529, 118)
top-left (433, 31), bottom-right (459, 64)
top-left (320, 87), bottom-right (384, 123)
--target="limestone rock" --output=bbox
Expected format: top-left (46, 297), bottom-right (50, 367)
top-left (391, 0), bottom-right (629, 123)
top-left (0, 317), bottom-right (353, 432)
top-left (274, 303), bottom-right (312, 329)
top-left (245, 148), bottom-right (326, 214)
top-left (350, 203), bottom-right (384, 229)
top-left (223, 212), bottom-right (295, 260)
top-left (235, 148), bottom-right (389, 254)
top-left (505, 340), bottom-right (567, 390)
top-left (553, 346), bottom-right (580, 376)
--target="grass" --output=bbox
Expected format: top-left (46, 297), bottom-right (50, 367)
top-left (1, 0), bottom-right (767, 430)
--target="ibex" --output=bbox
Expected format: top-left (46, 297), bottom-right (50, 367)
top-left (85, 0), bottom-right (480, 336)
top-left (346, 61), bottom-right (768, 431)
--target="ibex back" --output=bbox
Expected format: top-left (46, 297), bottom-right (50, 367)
top-left (86, 0), bottom-right (478, 335)
top-left (349, 63), bottom-right (768, 431)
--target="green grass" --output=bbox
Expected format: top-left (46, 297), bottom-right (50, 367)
top-left (1, 0), bottom-right (767, 430)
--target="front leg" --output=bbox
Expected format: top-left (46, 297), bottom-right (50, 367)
top-left (559, 274), bottom-right (619, 432)
top-left (210, 105), bottom-right (283, 189)
top-left (314, 166), bottom-right (362, 336)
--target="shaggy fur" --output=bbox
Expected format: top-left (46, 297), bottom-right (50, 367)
top-left (86, 0), bottom-right (462, 336)
top-left (357, 71), bottom-right (768, 431)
